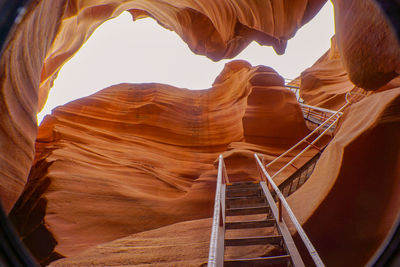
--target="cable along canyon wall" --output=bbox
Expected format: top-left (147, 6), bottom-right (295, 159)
top-left (0, 0), bottom-right (399, 266)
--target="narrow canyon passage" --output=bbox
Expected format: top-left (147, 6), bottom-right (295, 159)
top-left (0, 0), bottom-right (399, 266)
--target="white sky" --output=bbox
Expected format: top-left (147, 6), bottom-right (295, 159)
top-left (37, 2), bottom-right (334, 124)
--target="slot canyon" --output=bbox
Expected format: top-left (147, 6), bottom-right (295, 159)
top-left (0, 0), bottom-right (399, 266)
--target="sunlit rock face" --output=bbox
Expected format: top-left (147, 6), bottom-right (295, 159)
top-left (331, 0), bottom-right (400, 90)
top-left (1, 0), bottom-right (400, 266)
top-left (10, 61), bottom-right (313, 264)
top-left (264, 26), bottom-right (400, 266)
top-left (289, 88), bottom-right (400, 266)
top-left (0, 0), bottom-right (63, 214)
top-left (39, 0), bottom-right (328, 112)
top-left (294, 30), bottom-right (400, 265)
top-left (49, 218), bottom-right (214, 267)
top-left (299, 36), bottom-right (354, 110)
top-left (299, 32), bottom-right (400, 108)
top-left (0, 0), bottom-right (326, 213)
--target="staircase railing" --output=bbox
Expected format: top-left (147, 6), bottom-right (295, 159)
top-left (267, 86), bottom-right (370, 181)
top-left (208, 154), bottom-right (229, 267)
top-left (285, 84), bottom-right (303, 103)
top-left (278, 151), bottom-right (322, 198)
top-left (208, 87), bottom-right (368, 266)
top-left (266, 102), bottom-right (348, 180)
top-left (255, 154), bottom-right (325, 267)
top-left (345, 86), bottom-right (371, 103)
top-left (300, 103), bottom-right (343, 132)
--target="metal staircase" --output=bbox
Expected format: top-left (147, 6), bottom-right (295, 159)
top-left (277, 151), bottom-right (322, 198)
top-left (300, 103), bottom-right (342, 133)
top-left (224, 181), bottom-right (303, 266)
top-left (208, 155), bottom-right (323, 267)
top-left (208, 86), bottom-right (369, 266)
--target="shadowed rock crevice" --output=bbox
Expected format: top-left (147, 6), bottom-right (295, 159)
top-left (9, 159), bottom-right (64, 266)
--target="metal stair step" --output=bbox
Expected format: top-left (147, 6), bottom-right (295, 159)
top-left (225, 219), bottom-right (275, 229)
top-left (227, 183), bottom-right (260, 190)
top-left (226, 195), bottom-right (266, 206)
top-left (225, 235), bottom-right (283, 246)
top-left (228, 181), bottom-right (259, 187)
top-left (227, 202), bottom-right (269, 209)
top-left (227, 185), bottom-right (261, 192)
top-left (224, 255), bottom-right (291, 266)
top-left (226, 188), bottom-right (262, 197)
top-left (226, 205), bottom-right (270, 216)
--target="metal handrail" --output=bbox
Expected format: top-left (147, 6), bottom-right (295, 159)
top-left (278, 151), bottom-right (323, 198)
top-left (254, 154), bottom-right (325, 267)
top-left (284, 78), bottom-right (300, 85)
top-left (208, 154), bottom-right (228, 267)
top-left (300, 104), bottom-right (343, 132)
top-left (345, 87), bottom-right (370, 104)
top-left (300, 103), bottom-right (343, 116)
top-left (279, 88), bottom-right (367, 172)
top-left (266, 102), bottom-right (348, 170)
top-left (284, 85), bottom-right (302, 102)
top-left (271, 112), bottom-right (342, 179)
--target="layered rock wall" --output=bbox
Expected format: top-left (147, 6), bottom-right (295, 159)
top-left (290, 88), bottom-right (400, 266)
top-left (332, 0), bottom-right (400, 90)
top-left (0, 0), bottom-right (327, 213)
top-left (1, 0), bottom-right (400, 266)
top-left (299, 36), bottom-right (354, 110)
top-left (10, 61), bottom-right (313, 264)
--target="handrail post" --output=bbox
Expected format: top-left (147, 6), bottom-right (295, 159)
top-left (256, 153), bottom-right (265, 183)
top-left (278, 199), bottom-right (283, 222)
top-left (219, 202), bottom-right (224, 227)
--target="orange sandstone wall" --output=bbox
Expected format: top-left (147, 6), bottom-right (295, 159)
top-left (10, 61), bottom-right (312, 264)
top-left (49, 218), bottom-right (214, 267)
top-left (299, 36), bottom-right (354, 110)
top-left (289, 87), bottom-right (400, 266)
top-left (293, 22), bottom-right (400, 264)
top-left (0, 0), bottom-right (327, 213)
top-left (0, 0), bottom-right (66, 213)
top-left (1, 0), bottom-right (400, 266)
top-left (331, 0), bottom-right (400, 90)
top-left (40, 0), bottom-right (327, 113)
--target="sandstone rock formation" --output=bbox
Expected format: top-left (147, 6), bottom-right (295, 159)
top-left (1, 0), bottom-right (400, 266)
top-left (24, 67), bottom-right (400, 267)
top-left (298, 36), bottom-right (354, 110)
top-left (289, 87), bottom-right (400, 266)
top-left (10, 61), bottom-right (316, 265)
top-left (0, 0), bottom-right (327, 214)
top-left (49, 218), bottom-right (213, 267)
top-left (331, 0), bottom-right (400, 90)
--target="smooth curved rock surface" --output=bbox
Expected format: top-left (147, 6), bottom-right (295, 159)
top-left (0, 0), bottom-right (326, 213)
top-left (1, 0), bottom-right (400, 266)
top-left (49, 218), bottom-right (213, 267)
top-left (288, 88), bottom-right (400, 266)
top-left (332, 0), bottom-right (400, 90)
top-left (40, 0), bottom-right (327, 111)
top-left (10, 61), bottom-right (313, 264)
top-left (299, 36), bottom-right (354, 110)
